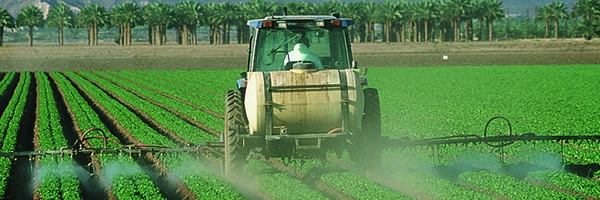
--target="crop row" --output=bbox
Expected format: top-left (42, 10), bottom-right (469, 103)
top-left (52, 71), bottom-right (161, 198)
top-left (92, 70), bottom-right (221, 140)
top-left (160, 153), bottom-right (244, 199)
top-left (0, 72), bottom-right (31, 197)
top-left (78, 70), bottom-right (206, 145)
top-left (371, 65), bottom-right (600, 166)
top-left (320, 171), bottom-right (410, 199)
top-left (459, 170), bottom-right (577, 199)
top-left (109, 70), bottom-right (229, 115)
top-left (2, 65), bottom-right (598, 199)
top-left (64, 71), bottom-right (175, 147)
top-left (244, 159), bottom-right (327, 199)
top-left (0, 72), bottom-right (16, 96)
top-left (35, 72), bottom-right (81, 199)
top-left (92, 71), bottom-right (242, 198)
top-left (527, 170), bottom-right (600, 198)
top-left (66, 71), bottom-right (242, 198)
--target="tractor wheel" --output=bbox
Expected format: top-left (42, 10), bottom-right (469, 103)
top-left (223, 90), bottom-right (247, 177)
top-left (351, 88), bottom-right (383, 170)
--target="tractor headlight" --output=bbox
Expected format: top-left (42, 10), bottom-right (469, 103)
top-left (277, 21), bottom-right (287, 28)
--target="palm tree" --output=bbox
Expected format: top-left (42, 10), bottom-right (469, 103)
top-left (47, 3), bottom-right (75, 46)
top-left (283, 2), bottom-right (313, 15)
top-left (78, 4), bottom-right (108, 46)
top-left (0, 7), bottom-right (15, 47)
top-left (462, 0), bottom-right (478, 41)
top-left (235, 2), bottom-right (251, 44)
top-left (341, 2), bottom-right (368, 42)
top-left (416, 1), bottom-right (438, 42)
top-left (246, 0), bottom-right (279, 20)
top-left (573, 0), bottom-right (600, 39)
top-left (216, 3), bottom-right (241, 44)
top-left (313, 0), bottom-right (342, 15)
top-left (17, 5), bottom-right (44, 46)
top-left (110, 3), bottom-right (141, 46)
top-left (361, 1), bottom-right (377, 42)
top-left (377, 0), bottom-right (403, 43)
top-left (577, 18), bottom-right (600, 40)
top-left (203, 3), bottom-right (222, 44)
top-left (143, 2), bottom-right (173, 45)
top-left (547, 2), bottom-right (569, 39)
top-left (437, 1), bottom-right (455, 42)
top-left (406, 2), bottom-right (422, 42)
top-left (174, 1), bottom-right (202, 45)
top-left (481, 0), bottom-right (504, 41)
top-left (445, 0), bottom-right (467, 42)
top-left (574, 0), bottom-right (600, 20)
top-left (472, 0), bottom-right (484, 40)
top-left (536, 5), bottom-right (552, 38)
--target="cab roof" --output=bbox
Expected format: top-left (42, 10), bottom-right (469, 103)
top-left (247, 15), bottom-right (355, 28)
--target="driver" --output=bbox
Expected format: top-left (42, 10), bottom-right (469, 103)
top-left (284, 37), bottom-right (323, 69)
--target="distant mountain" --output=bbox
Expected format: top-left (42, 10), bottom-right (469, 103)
top-left (1, 0), bottom-right (578, 18)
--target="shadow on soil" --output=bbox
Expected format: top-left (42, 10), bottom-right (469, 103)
top-left (564, 163), bottom-right (600, 178)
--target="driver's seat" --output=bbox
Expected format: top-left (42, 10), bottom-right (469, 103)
top-left (284, 61), bottom-right (316, 70)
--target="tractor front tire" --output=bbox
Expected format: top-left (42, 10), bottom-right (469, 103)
top-left (223, 90), bottom-right (247, 178)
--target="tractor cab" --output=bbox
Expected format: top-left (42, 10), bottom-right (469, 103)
top-left (246, 15), bottom-right (355, 72)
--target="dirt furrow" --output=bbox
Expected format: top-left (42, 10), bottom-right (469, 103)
top-left (48, 72), bottom-right (117, 200)
top-left (32, 73), bottom-right (43, 200)
top-left (92, 71), bottom-right (221, 137)
top-left (62, 72), bottom-right (199, 199)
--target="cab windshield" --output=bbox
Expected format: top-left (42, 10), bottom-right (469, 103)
top-left (252, 26), bottom-right (350, 72)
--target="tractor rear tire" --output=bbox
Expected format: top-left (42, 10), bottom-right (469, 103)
top-left (223, 90), bottom-right (247, 178)
top-left (351, 88), bottom-right (383, 170)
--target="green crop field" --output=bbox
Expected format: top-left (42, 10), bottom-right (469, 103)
top-left (0, 64), bottom-right (599, 199)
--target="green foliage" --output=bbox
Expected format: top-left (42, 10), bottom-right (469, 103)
top-left (321, 172), bottom-right (411, 199)
top-left (93, 70), bottom-right (221, 141)
top-left (245, 160), bottom-right (327, 200)
top-left (527, 170), bottom-right (600, 198)
top-left (16, 5), bottom-right (43, 28)
top-left (78, 70), bottom-right (214, 144)
top-left (2, 65), bottom-right (600, 198)
top-left (577, 19), bottom-right (600, 40)
top-left (392, 169), bottom-right (495, 199)
top-left (0, 8), bottom-right (15, 28)
top-left (459, 170), bottom-right (578, 199)
top-left (164, 154), bottom-right (244, 199)
top-left (0, 72), bottom-right (31, 197)
top-left (371, 65), bottom-right (600, 165)
top-left (77, 4), bottom-right (109, 28)
top-left (47, 3), bottom-right (75, 29)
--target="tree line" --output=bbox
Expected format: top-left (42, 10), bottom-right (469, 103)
top-left (0, 0), bottom-right (599, 47)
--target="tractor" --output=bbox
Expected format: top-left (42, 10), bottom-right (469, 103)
top-left (223, 12), bottom-right (381, 175)
top-left (3, 11), bottom-right (599, 185)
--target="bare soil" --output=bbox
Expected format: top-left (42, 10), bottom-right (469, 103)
top-left (1, 39), bottom-right (599, 71)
